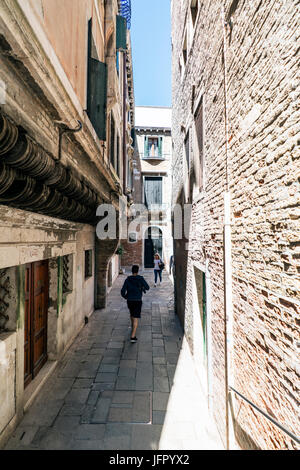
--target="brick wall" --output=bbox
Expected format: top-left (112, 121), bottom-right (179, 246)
top-left (121, 238), bottom-right (143, 269)
top-left (171, 0), bottom-right (299, 450)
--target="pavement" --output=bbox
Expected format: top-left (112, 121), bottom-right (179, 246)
top-left (5, 270), bottom-right (223, 450)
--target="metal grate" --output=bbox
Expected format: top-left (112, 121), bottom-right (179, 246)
top-left (119, 0), bottom-right (132, 29)
top-left (62, 255), bottom-right (72, 293)
top-left (0, 268), bottom-right (11, 331)
top-left (85, 250), bottom-right (93, 279)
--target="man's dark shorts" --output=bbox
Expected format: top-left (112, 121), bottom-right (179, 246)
top-left (127, 300), bottom-right (142, 318)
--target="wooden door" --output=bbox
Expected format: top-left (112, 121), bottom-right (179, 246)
top-left (24, 260), bottom-right (49, 388)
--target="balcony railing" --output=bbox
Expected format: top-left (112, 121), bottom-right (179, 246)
top-left (119, 0), bottom-right (131, 29)
top-left (140, 153), bottom-right (170, 161)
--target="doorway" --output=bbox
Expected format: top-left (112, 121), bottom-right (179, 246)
top-left (24, 260), bottom-right (49, 388)
top-left (144, 226), bottom-right (163, 268)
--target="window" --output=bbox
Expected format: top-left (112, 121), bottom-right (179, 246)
top-left (110, 114), bottom-right (115, 168)
top-left (149, 137), bottom-right (158, 157)
top-left (191, 0), bottom-right (199, 27)
top-left (182, 32), bottom-right (187, 67)
top-left (144, 176), bottom-right (163, 208)
top-left (185, 131), bottom-right (190, 172)
top-left (62, 254), bottom-right (73, 294)
top-left (84, 250), bottom-right (93, 279)
top-left (128, 232), bottom-right (137, 243)
top-left (179, 30), bottom-right (187, 80)
top-left (194, 98), bottom-right (204, 190)
top-left (144, 136), bottom-right (163, 158)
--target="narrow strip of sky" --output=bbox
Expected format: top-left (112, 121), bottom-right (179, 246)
top-left (130, 0), bottom-right (171, 107)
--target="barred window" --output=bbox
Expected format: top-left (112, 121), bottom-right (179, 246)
top-left (85, 250), bottom-right (93, 279)
top-left (62, 255), bottom-right (73, 294)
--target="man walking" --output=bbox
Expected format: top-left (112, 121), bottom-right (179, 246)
top-left (121, 265), bottom-right (150, 343)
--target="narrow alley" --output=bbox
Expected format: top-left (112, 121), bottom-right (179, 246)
top-left (4, 270), bottom-right (222, 451)
top-left (0, 0), bottom-right (298, 453)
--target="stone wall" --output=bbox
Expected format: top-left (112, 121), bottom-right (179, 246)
top-left (171, 0), bottom-right (299, 450)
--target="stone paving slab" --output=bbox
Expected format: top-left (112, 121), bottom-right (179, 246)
top-left (4, 271), bottom-right (223, 451)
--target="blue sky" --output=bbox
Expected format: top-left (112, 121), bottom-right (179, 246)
top-left (130, 0), bottom-right (172, 107)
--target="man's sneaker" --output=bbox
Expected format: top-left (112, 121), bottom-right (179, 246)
top-left (130, 337), bottom-right (138, 343)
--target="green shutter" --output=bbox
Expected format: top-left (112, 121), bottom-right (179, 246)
top-left (87, 19), bottom-right (107, 141)
top-left (144, 136), bottom-right (149, 157)
top-left (131, 128), bottom-right (136, 147)
top-left (116, 15), bottom-right (127, 51)
top-left (158, 136), bottom-right (163, 157)
top-left (88, 59), bottom-right (107, 141)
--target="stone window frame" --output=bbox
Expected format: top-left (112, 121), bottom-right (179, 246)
top-left (189, 0), bottom-right (200, 45)
top-left (180, 29), bottom-right (188, 81)
top-left (182, 116), bottom-right (192, 203)
top-left (192, 90), bottom-right (206, 198)
top-left (180, 1), bottom-right (201, 81)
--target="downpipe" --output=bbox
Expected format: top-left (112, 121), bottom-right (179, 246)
top-left (224, 191), bottom-right (235, 450)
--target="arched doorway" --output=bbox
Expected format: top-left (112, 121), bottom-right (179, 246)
top-left (144, 226), bottom-right (163, 268)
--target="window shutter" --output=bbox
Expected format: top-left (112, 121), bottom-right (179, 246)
top-left (116, 15), bottom-right (127, 51)
top-left (144, 136), bottom-right (149, 157)
top-left (144, 177), bottom-right (162, 207)
top-left (158, 136), bottom-right (163, 157)
top-left (87, 19), bottom-right (107, 141)
top-left (88, 59), bottom-right (107, 141)
top-left (131, 128), bottom-right (136, 147)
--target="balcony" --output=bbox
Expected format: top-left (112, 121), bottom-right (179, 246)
top-left (140, 153), bottom-right (169, 161)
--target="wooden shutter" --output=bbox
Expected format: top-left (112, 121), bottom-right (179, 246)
top-left (116, 15), bottom-right (127, 51)
top-left (131, 128), bottom-right (136, 147)
top-left (144, 177), bottom-right (162, 207)
top-left (158, 137), bottom-right (163, 157)
top-left (87, 19), bottom-right (107, 141)
top-left (144, 136), bottom-right (149, 157)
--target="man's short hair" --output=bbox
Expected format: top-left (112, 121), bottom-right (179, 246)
top-left (132, 265), bottom-right (139, 274)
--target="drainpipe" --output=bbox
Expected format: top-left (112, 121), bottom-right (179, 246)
top-left (205, 258), bottom-right (213, 411)
top-left (221, 5), bottom-right (235, 450)
top-left (55, 120), bottom-right (83, 161)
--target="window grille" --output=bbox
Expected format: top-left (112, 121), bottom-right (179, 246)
top-left (62, 255), bottom-right (72, 293)
top-left (85, 250), bottom-right (93, 279)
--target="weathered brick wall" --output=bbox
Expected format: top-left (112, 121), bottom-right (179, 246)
top-left (121, 239), bottom-right (143, 269)
top-left (171, 0), bottom-right (299, 450)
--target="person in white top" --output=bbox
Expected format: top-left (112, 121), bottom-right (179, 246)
top-left (153, 253), bottom-right (163, 287)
